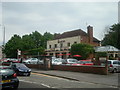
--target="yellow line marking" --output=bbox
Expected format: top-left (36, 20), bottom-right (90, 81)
top-left (31, 72), bottom-right (59, 79)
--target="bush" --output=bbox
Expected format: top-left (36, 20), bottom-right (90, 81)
top-left (70, 43), bottom-right (94, 59)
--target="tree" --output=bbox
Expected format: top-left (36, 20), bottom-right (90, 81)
top-left (70, 43), bottom-right (94, 59)
top-left (4, 34), bottom-right (22, 58)
top-left (102, 23), bottom-right (120, 49)
top-left (27, 47), bottom-right (45, 56)
top-left (30, 31), bottom-right (42, 48)
top-left (42, 32), bottom-right (54, 48)
top-left (4, 31), bottom-right (54, 58)
top-left (22, 34), bottom-right (35, 51)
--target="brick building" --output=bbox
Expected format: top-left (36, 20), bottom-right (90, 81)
top-left (45, 26), bottom-right (100, 58)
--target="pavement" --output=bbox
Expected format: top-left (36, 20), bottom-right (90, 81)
top-left (31, 68), bottom-right (119, 88)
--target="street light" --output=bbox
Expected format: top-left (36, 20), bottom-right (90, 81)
top-left (0, 24), bottom-right (6, 58)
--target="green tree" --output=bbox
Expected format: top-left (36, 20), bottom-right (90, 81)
top-left (30, 31), bottom-right (42, 48)
top-left (4, 34), bottom-right (22, 58)
top-left (22, 34), bottom-right (35, 51)
top-left (70, 43), bottom-right (94, 59)
top-left (42, 32), bottom-right (54, 48)
top-left (27, 47), bottom-right (45, 56)
top-left (4, 31), bottom-right (54, 57)
top-left (102, 23), bottom-right (120, 49)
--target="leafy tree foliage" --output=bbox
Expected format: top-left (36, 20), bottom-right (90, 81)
top-left (22, 35), bottom-right (35, 51)
top-left (30, 31), bottom-right (42, 48)
top-left (70, 43), bottom-right (94, 59)
top-left (27, 47), bottom-right (45, 56)
top-left (42, 32), bottom-right (54, 48)
top-left (4, 31), bottom-right (54, 58)
top-left (4, 35), bottom-right (22, 58)
top-left (102, 23), bottom-right (120, 49)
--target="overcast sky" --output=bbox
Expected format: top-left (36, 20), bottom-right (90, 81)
top-left (0, 0), bottom-right (119, 46)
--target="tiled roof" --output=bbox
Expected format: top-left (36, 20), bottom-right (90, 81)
top-left (54, 29), bottom-right (88, 39)
top-left (93, 37), bottom-right (100, 42)
top-left (54, 29), bottom-right (100, 42)
top-left (94, 45), bottom-right (120, 52)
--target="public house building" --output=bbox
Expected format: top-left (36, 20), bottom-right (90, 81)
top-left (45, 26), bottom-right (100, 58)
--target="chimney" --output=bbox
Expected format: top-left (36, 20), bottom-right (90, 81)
top-left (87, 25), bottom-right (93, 44)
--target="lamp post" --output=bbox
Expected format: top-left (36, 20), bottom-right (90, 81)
top-left (0, 24), bottom-right (5, 59)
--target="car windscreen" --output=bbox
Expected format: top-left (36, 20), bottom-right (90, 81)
top-left (16, 64), bottom-right (27, 68)
top-left (69, 59), bottom-right (77, 63)
top-left (107, 61), bottom-right (111, 64)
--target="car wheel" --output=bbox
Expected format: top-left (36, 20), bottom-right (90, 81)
top-left (27, 73), bottom-right (31, 76)
top-left (13, 84), bottom-right (19, 90)
top-left (113, 68), bottom-right (117, 73)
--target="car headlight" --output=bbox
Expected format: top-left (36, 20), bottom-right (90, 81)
top-left (28, 69), bottom-right (31, 72)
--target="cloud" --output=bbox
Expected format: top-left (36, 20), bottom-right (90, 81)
top-left (0, 2), bottom-right (118, 45)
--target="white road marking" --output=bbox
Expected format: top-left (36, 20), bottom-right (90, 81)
top-left (41, 83), bottom-right (51, 88)
top-left (19, 79), bottom-right (53, 88)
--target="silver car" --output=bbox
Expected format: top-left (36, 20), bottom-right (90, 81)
top-left (108, 60), bottom-right (120, 73)
top-left (23, 58), bottom-right (39, 64)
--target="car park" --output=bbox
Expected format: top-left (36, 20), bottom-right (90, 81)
top-left (23, 58), bottom-right (39, 64)
top-left (72, 60), bottom-right (93, 66)
top-left (0, 65), bottom-right (19, 89)
top-left (10, 63), bottom-right (31, 76)
top-left (107, 60), bottom-right (120, 73)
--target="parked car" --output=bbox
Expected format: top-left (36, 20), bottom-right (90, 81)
top-left (10, 58), bottom-right (20, 63)
top-left (62, 58), bottom-right (78, 65)
top-left (23, 58), bottom-right (39, 64)
top-left (52, 58), bottom-right (63, 65)
top-left (0, 65), bottom-right (19, 89)
top-left (72, 60), bottom-right (93, 66)
top-left (10, 63), bottom-right (31, 76)
top-left (107, 60), bottom-right (120, 73)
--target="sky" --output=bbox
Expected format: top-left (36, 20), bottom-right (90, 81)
top-left (0, 0), bottom-right (119, 46)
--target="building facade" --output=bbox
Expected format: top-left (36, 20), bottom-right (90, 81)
top-left (46, 26), bottom-right (100, 58)
top-left (0, 46), bottom-right (3, 59)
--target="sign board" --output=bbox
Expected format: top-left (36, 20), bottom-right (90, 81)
top-left (99, 57), bottom-right (107, 61)
top-left (99, 57), bottom-right (107, 66)
top-left (17, 49), bottom-right (21, 55)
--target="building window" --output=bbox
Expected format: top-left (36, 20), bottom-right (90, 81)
top-left (49, 45), bottom-right (51, 49)
top-left (55, 44), bottom-right (57, 48)
top-left (67, 43), bottom-right (70, 47)
top-left (60, 43), bottom-right (63, 48)
top-left (74, 41), bottom-right (77, 44)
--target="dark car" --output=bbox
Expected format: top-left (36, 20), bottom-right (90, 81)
top-left (0, 65), bottom-right (19, 89)
top-left (11, 63), bottom-right (31, 76)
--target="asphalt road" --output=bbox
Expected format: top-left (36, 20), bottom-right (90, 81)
top-left (17, 72), bottom-right (119, 89)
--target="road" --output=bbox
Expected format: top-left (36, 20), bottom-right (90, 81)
top-left (17, 72), bottom-right (119, 89)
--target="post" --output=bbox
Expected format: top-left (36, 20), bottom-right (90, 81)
top-left (2, 25), bottom-right (5, 59)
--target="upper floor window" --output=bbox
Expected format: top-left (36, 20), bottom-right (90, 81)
top-left (54, 44), bottom-right (57, 48)
top-left (74, 42), bottom-right (77, 44)
top-left (67, 43), bottom-right (70, 47)
top-left (49, 45), bottom-right (51, 49)
top-left (60, 43), bottom-right (63, 48)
